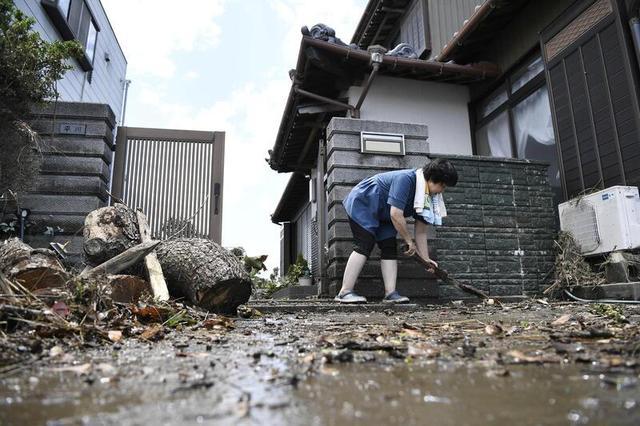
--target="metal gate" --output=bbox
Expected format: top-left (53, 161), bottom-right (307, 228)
top-left (111, 127), bottom-right (225, 243)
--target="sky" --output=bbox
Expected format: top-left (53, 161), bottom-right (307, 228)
top-left (100, 0), bottom-right (368, 273)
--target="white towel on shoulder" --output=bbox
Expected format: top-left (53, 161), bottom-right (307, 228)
top-left (413, 169), bottom-right (447, 222)
top-left (414, 169), bottom-right (426, 213)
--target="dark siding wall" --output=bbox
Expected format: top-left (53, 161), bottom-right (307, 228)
top-left (544, 0), bottom-right (640, 198)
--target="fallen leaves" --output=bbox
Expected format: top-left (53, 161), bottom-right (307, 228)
top-left (551, 314), bottom-right (572, 326)
top-left (484, 323), bottom-right (504, 336)
top-left (140, 324), bottom-right (164, 341)
top-left (108, 330), bottom-right (123, 343)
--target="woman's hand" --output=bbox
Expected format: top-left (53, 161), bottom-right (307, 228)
top-left (403, 240), bottom-right (417, 256)
top-left (424, 257), bottom-right (438, 268)
top-left (422, 257), bottom-right (438, 272)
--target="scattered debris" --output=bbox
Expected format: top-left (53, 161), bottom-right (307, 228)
top-left (545, 232), bottom-right (606, 295)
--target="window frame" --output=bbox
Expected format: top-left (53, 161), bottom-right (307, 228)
top-left (472, 50), bottom-right (548, 158)
top-left (41, 0), bottom-right (100, 71)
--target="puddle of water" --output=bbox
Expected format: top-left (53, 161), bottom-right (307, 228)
top-left (1, 358), bottom-right (638, 425)
top-left (292, 363), bottom-right (640, 426)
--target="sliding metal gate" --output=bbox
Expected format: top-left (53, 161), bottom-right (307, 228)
top-left (111, 127), bottom-right (225, 243)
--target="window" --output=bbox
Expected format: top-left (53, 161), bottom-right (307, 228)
top-left (41, 0), bottom-right (100, 71)
top-left (58, 0), bottom-right (71, 18)
top-left (85, 18), bottom-right (98, 63)
top-left (473, 52), bottom-right (561, 198)
top-left (476, 112), bottom-right (511, 157)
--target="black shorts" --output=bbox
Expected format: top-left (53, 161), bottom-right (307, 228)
top-left (348, 217), bottom-right (398, 259)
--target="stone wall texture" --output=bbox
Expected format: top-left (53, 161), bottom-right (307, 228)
top-left (22, 101), bottom-right (116, 264)
top-left (325, 117), bottom-right (555, 300)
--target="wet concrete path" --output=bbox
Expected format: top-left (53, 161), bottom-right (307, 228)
top-left (1, 301), bottom-right (639, 425)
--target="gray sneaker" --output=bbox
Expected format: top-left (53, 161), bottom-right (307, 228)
top-left (334, 291), bottom-right (367, 304)
top-left (382, 291), bottom-right (410, 304)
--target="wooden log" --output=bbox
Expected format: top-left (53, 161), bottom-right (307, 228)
top-left (0, 238), bottom-right (68, 291)
top-left (135, 210), bottom-right (169, 301)
top-left (105, 275), bottom-right (152, 303)
top-left (155, 238), bottom-right (252, 314)
top-left (83, 203), bottom-right (140, 265)
top-left (80, 240), bottom-right (160, 279)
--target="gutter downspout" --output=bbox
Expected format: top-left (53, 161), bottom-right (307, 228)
top-left (121, 79), bottom-right (131, 126)
top-left (352, 45), bottom-right (386, 118)
top-left (435, 0), bottom-right (497, 62)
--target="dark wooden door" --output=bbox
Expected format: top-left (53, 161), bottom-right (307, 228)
top-left (541, 0), bottom-right (640, 198)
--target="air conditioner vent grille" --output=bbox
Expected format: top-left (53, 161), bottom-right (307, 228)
top-left (561, 200), bottom-right (600, 253)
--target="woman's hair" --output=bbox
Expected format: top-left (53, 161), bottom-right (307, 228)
top-left (422, 158), bottom-right (458, 186)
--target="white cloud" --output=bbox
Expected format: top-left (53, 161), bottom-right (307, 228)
top-left (102, 0), bottom-right (225, 78)
top-left (269, 0), bottom-right (366, 64)
top-left (104, 0), bottom-right (368, 272)
top-left (185, 71), bottom-right (200, 80)
top-left (124, 74), bottom-right (292, 271)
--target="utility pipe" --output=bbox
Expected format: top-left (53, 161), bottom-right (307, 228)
top-left (353, 61), bottom-right (381, 118)
top-left (564, 289), bottom-right (640, 305)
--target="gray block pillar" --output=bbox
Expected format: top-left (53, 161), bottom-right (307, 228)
top-left (22, 101), bottom-right (116, 265)
top-left (325, 117), bottom-right (436, 299)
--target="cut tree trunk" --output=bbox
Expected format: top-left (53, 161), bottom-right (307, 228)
top-left (156, 238), bottom-right (252, 314)
top-left (83, 203), bottom-right (140, 265)
top-left (0, 238), bottom-right (68, 291)
top-left (105, 275), bottom-right (152, 303)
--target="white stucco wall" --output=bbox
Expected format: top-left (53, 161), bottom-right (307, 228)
top-left (347, 76), bottom-right (473, 155)
top-left (14, 0), bottom-right (127, 123)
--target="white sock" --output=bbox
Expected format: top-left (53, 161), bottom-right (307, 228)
top-left (339, 251), bottom-right (367, 295)
top-left (381, 259), bottom-right (398, 295)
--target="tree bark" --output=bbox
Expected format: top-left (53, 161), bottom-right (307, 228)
top-left (105, 275), bottom-right (151, 304)
top-left (0, 238), bottom-right (68, 291)
top-left (155, 238), bottom-right (252, 314)
top-left (83, 203), bottom-right (140, 265)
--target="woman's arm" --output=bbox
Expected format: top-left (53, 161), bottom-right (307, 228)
top-left (390, 206), bottom-right (416, 255)
top-left (415, 219), bottom-right (438, 269)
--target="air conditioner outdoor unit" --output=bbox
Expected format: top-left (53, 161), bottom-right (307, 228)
top-left (558, 186), bottom-right (640, 256)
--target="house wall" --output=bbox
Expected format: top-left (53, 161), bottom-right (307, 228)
top-left (347, 76), bottom-right (473, 155)
top-left (14, 0), bottom-right (127, 124)
top-left (325, 117), bottom-right (556, 299)
top-left (293, 202), bottom-right (313, 272)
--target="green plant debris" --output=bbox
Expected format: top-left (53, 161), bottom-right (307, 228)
top-left (590, 304), bottom-right (626, 324)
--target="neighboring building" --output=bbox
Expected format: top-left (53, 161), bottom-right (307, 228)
top-left (10, 0), bottom-right (127, 262)
top-left (269, 0), bottom-right (640, 299)
top-left (14, 0), bottom-right (128, 122)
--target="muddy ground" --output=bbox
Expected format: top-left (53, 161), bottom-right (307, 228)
top-left (1, 300), bottom-right (640, 425)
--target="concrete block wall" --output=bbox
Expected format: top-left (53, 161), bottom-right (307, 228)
top-left (325, 117), bottom-right (556, 300)
top-left (22, 101), bottom-right (116, 264)
top-left (436, 155), bottom-right (556, 298)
